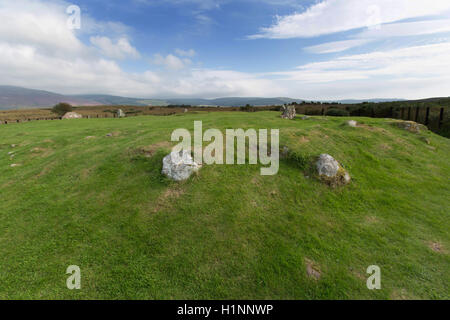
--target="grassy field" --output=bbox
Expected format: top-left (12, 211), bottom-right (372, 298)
top-left (0, 112), bottom-right (449, 299)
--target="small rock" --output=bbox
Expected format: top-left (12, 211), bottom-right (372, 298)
top-left (421, 137), bottom-right (431, 145)
top-left (281, 105), bottom-right (296, 120)
top-left (7, 151), bottom-right (14, 155)
top-left (85, 136), bottom-right (96, 139)
top-left (305, 258), bottom-right (321, 280)
top-left (346, 120), bottom-right (358, 127)
top-left (11, 144), bottom-right (17, 148)
top-left (301, 115), bottom-right (310, 120)
top-left (280, 146), bottom-right (290, 159)
top-left (162, 150), bottom-right (201, 181)
top-left (316, 154), bottom-right (351, 186)
top-left (10, 163), bottom-right (21, 167)
top-left (184, 108), bottom-right (188, 113)
top-left (106, 132), bottom-right (120, 137)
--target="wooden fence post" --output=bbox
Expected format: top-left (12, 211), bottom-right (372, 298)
top-left (408, 107), bottom-right (411, 120)
top-left (415, 107), bottom-right (420, 122)
top-left (439, 108), bottom-right (444, 129)
top-left (401, 108), bottom-right (404, 119)
top-left (425, 107), bottom-right (430, 126)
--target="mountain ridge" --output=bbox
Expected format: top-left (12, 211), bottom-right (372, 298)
top-left (0, 85), bottom-right (407, 110)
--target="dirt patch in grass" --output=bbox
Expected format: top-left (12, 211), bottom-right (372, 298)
top-left (358, 124), bottom-right (389, 134)
top-left (35, 161), bottom-right (58, 178)
top-left (352, 270), bottom-right (366, 281)
top-left (30, 147), bottom-right (53, 158)
top-left (299, 136), bottom-right (310, 144)
top-left (138, 141), bottom-right (173, 158)
top-left (427, 241), bottom-right (446, 254)
top-left (0, 180), bottom-right (15, 189)
top-left (80, 165), bottom-right (97, 180)
top-left (153, 186), bottom-right (185, 213)
top-left (364, 216), bottom-right (380, 225)
top-left (378, 143), bottom-right (392, 151)
top-left (106, 131), bottom-right (121, 137)
top-left (305, 258), bottom-right (321, 281)
top-left (390, 289), bottom-right (418, 300)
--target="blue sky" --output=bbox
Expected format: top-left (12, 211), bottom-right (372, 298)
top-left (1, 0), bottom-right (450, 99)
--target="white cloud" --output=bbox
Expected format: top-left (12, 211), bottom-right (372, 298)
top-left (304, 39), bottom-right (370, 54)
top-left (356, 19), bottom-right (450, 39)
top-left (0, 0), bottom-right (281, 98)
top-left (90, 36), bottom-right (140, 60)
top-left (270, 42), bottom-right (450, 99)
top-left (249, 0), bottom-right (450, 39)
top-left (175, 48), bottom-right (196, 57)
top-left (305, 19), bottom-right (450, 54)
top-left (153, 54), bottom-right (189, 70)
top-left (1, 0), bottom-right (450, 100)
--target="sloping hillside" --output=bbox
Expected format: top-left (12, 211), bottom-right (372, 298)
top-left (0, 112), bottom-right (448, 299)
top-left (0, 86), bottom-right (100, 109)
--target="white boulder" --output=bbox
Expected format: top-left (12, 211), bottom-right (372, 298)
top-left (162, 150), bottom-right (201, 181)
top-left (346, 120), bottom-right (358, 127)
top-left (62, 112), bottom-right (82, 119)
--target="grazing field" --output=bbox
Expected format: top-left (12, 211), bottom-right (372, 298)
top-left (0, 112), bottom-right (449, 299)
top-left (0, 105), bottom-right (250, 122)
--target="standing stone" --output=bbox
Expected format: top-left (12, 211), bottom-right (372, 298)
top-left (117, 109), bottom-right (126, 118)
top-left (162, 150), bottom-right (201, 181)
top-left (281, 105), bottom-right (296, 120)
top-left (316, 154), bottom-right (351, 186)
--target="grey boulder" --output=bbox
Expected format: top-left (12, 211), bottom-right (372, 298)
top-left (281, 105), bottom-right (296, 120)
top-left (316, 154), bottom-right (351, 186)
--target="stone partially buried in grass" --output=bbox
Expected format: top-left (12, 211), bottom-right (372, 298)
top-left (346, 120), bottom-right (358, 127)
top-left (62, 112), bottom-right (82, 119)
top-left (395, 120), bottom-right (428, 134)
top-left (316, 154), bottom-right (351, 186)
top-left (162, 150), bottom-right (201, 181)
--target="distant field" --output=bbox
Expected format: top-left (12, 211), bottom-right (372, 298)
top-left (0, 112), bottom-right (449, 299)
top-left (0, 105), bottom-right (245, 121)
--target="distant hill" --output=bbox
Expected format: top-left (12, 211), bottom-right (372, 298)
top-left (71, 94), bottom-right (168, 107)
top-left (166, 97), bottom-right (304, 106)
top-left (0, 86), bottom-right (306, 109)
top-left (327, 98), bottom-right (406, 104)
top-left (0, 86), bottom-right (100, 110)
top-left (0, 85), bottom-right (416, 110)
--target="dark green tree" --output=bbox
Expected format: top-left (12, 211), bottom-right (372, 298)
top-left (52, 103), bottom-right (73, 116)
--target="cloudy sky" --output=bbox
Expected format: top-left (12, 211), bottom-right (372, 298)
top-left (1, 0), bottom-right (450, 99)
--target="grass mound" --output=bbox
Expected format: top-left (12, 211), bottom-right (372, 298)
top-left (0, 112), bottom-right (449, 299)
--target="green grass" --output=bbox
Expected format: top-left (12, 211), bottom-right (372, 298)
top-left (0, 112), bottom-right (449, 300)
